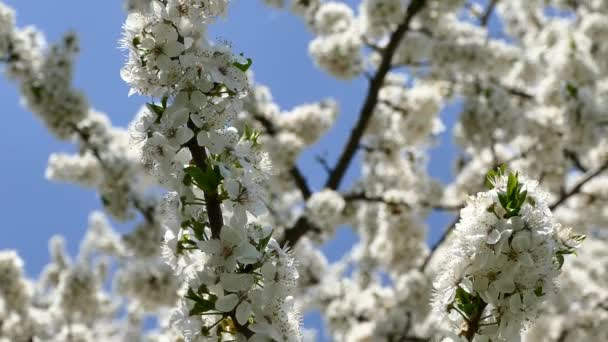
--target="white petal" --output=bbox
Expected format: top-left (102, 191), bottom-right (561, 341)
top-left (220, 225), bottom-right (243, 246)
top-left (220, 273), bottom-right (253, 292)
top-left (519, 252), bottom-right (534, 266)
top-left (190, 90), bottom-right (207, 108)
top-left (236, 242), bottom-right (261, 265)
top-left (215, 293), bottom-right (239, 312)
top-left (175, 127), bottom-right (194, 145)
top-left (486, 229), bottom-right (501, 245)
top-left (235, 301), bottom-right (251, 325)
top-left (164, 41), bottom-right (185, 57)
top-left (224, 179), bottom-right (240, 198)
top-left (509, 293), bottom-right (522, 313)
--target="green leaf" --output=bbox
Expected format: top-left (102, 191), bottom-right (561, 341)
top-left (189, 300), bottom-right (216, 316)
top-left (101, 195), bottom-right (110, 207)
top-left (146, 102), bottom-right (164, 116)
top-left (185, 288), bottom-right (201, 303)
top-left (517, 190), bottom-right (527, 208)
top-left (507, 172), bottom-right (518, 197)
top-left (499, 164), bottom-right (508, 175)
top-left (233, 58), bottom-right (253, 72)
top-left (534, 286), bottom-right (545, 297)
top-left (485, 170), bottom-right (497, 189)
top-left (192, 221), bottom-right (207, 241)
top-left (257, 229), bottom-right (274, 252)
top-left (498, 192), bottom-right (508, 208)
top-left (566, 82), bottom-right (578, 98)
top-left (182, 173), bottom-right (193, 186)
top-left (556, 253), bottom-right (565, 269)
top-left (184, 165), bottom-right (223, 194)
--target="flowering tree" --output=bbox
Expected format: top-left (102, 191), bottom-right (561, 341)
top-left (0, 0), bottom-right (607, 341)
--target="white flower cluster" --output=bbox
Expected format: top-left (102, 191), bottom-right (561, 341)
top-left (305, 189), bottom-right (345, 238)
top-left (360, 0), bottom-right (405, 37)
top-left (0, 232), bottom-right (125, 341)
top-left (433, 170), bottom-right (584, 341)
top-left (308, 2), bottom-right (363, 79)
top-left (5, 0), bottom-right (608, 341)
top-left (121, 0), bottom-right (302, 340)
top-left (522, 236), bottom-right (608, 342)
top-left (0, 3), bottom-right (147, 221)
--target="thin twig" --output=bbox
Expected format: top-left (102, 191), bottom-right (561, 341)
top-left (71, 124), bottom-right (156, 223)
top-left (480, 0), bottom-right (499, 27)
top-left (421, 215), bottom-right (459, 271)
top-left (315, 154), bottom-right (332, 175)
top-left (252, 114), bottom-right (313, 199)
top-left (564, 149), bottom-right (588, 173)
top-left (550, 159), bottom-right (608, 210)
top-left (324, 0), bottom-right (428, 191)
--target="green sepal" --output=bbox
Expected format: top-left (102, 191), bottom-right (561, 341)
top-left (184, 165), bottom-right (223, 194)
top-left (233, 57), bottom-right (253, 72)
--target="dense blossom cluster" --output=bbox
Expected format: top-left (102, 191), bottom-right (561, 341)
top-left (2, 0), bottom-right (608, 341)
top-left (433, 170), bottom-right (584, 341)
top-left (120, 0), bottom-right (302, 340)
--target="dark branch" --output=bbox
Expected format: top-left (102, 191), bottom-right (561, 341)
top-left (315, 154), bottom-right (332, 175)
top-left (281, 0), bottom-right (428, 247)
top-left (480, 0), bottom-right (499, 27)
top-left (252, 114), bottom-right (312, 199)
top-left (186, 122), bottom-right (223, 238)
top-left (71, 124), bottom-right (156, 223)
top-left (565, 149), bottom-right (588, 173)
top-left (290, 167), bottom-right (312, 199)
top-left (324, 0), bottom-right (428, 191)
top-left (343, 192), bottom-right (462, 211)
top-left (279, 215), bottom-right (320, 247)
top-left (379, 99), bottom-right (409, 116)
top-left (421, 215), bottom-right (459, 271)
top-left (550, 159), bottom-right (608, 211)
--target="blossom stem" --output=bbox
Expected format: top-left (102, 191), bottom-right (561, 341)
top-left (185, 121), bottom-right (223, 239)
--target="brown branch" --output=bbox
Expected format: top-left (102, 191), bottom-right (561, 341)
top-left (379, 99), bottom-right (409, 116)
top-left (186, 122), bottom-right (224, 239)
top-left (315, 154), bottom-right (332, 175)
top-left (324, 0), bottom-right (428, 191)
top-left (421, 215), bottom-right (459, 271)
top-left (252, 114), bottom-right (312, 199)
top-left (71, 124), bottom-right (156, 223)
top-left (281, 0), bottom-right (428, 247)
top-left (343, 192), bottom-right (462, 212)
top-left (480, 0), bottom-right (499, 27)
top-left (564, 149), bottom-right (588, 173)
top-left (550, 159), bottom-right (608, 211)
top-left (279, 215), bottom-right (320, 247)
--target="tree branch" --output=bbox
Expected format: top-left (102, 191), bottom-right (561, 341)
top-left (186, 122), bottom-right (224, 239)
top-left (71, 124), bottom-right (156, 223)
top-left (480, 0), bottom-right (499, 27)
top-left (280, 0), bottom-right (428, 247)
top-left (252, 114), bottom-right (312, 199)
top-left (564, 149), bottom-right (588, 173)
top-left (279, 215), bottom-right (320, 247)
top-left (324, 0), bottom-right (428, 191)
top-left (550, 159), bottom-right (608, 211)
top-left (343, 192), bottom-right (462, 212)
top-left (421, 215), bottom-right (459, 271)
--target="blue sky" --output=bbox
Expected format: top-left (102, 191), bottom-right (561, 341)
top-left (0, 0), bottom-right (476, 338)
